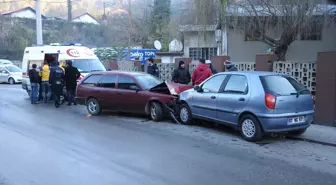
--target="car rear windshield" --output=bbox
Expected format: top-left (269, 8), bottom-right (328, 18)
top-left (260, 75), bottom-right (310, 96)
top-left (134, 74), bottom-right (162, 90)
top-left (72, 59), bottom-right (106, 73)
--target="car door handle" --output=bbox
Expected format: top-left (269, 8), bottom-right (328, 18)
top-left (117, 92), bottom-right (122, 95)
top-left (211, 96), bottom-right (216, 99)
top-left (239, 98), bottom-right (245, 101)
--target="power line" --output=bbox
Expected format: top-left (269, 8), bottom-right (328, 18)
top-left (0, 0), bottom-right (31, 3)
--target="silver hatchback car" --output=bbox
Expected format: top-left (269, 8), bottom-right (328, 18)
top-left (178, 71), bottom-right (315, 141)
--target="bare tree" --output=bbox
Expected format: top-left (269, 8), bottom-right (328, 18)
top-left (193, 0), bottom-right (336, 60)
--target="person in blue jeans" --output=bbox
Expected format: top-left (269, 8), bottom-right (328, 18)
top-left (40, 61), bottom-right (51, 103)
top-left (28, 64), bottom-right (39, 104)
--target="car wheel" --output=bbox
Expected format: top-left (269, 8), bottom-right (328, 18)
top-left (150, 102), bottom-right (163, 122)
top-left (86, 98), bottom-right (102, 115)
top-left (60, 95), bottom-right (65, 105)
top-left (288, 128), bottom-right (307, 136)
top-left (179, 103), bottom-right (193, 125)
top-left (239, 114), bottom-right (263, 142)
top-left (27, 90), bottom-right (31, 98)
top-left (8, 78), bottom-right (15, 84)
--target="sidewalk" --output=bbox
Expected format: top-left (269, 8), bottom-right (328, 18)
top-left (290, 124), bottom-right (336, 147)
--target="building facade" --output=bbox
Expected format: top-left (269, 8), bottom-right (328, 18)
top-left (180, 24), bottom-right (336, 62)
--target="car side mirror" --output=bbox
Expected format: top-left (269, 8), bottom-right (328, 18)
top-left (194, 85), bottom-right (203, 92)
top-left (129, 85), bottom-right (140, 92)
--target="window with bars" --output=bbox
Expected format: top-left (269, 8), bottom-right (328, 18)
top-left (189, 47), bottom-right (217, 60)
top-left (245, 30), bottom-right (262, 41)
top-left (300, 24), bottom-right (322, 41)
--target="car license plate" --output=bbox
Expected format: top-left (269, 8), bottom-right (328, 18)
top-left (288, 116), bottom-right (305, 125)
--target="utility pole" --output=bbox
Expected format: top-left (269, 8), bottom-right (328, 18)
top-left (102, 2), bottom-right (107, 23)
top-left (68, 0), bottom-right (72, 21)
top-left (128, 0), bottom-right (132, 47)
top-left (35, 0), bottom-right (43, 44)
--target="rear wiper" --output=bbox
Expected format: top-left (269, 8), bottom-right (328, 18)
top-left (90, 70), bottom-right (103, 72)
top-left (293, 89), bottom-right (310, 98)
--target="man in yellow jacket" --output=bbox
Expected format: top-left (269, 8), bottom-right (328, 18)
top-left (39, 61), bottom-right (51, 103)
top-left (59, 60), bottom-right (66, 73)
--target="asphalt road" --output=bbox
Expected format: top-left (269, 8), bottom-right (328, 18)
top-left (0, 84), bottom-right (336, 185)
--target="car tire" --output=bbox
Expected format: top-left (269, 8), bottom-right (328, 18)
top-left (8, 78), bottom-right (15, 84)
top-left (86, 98), bottom-right (102, 115)
top-left (288, 128), bottom-right (307, 136)
top-left (179, 103), bottom-right (193, 125)
top-left (150, 102), bottom-right (163, 122)
top-left (239, 114), bottom-right (263, 142)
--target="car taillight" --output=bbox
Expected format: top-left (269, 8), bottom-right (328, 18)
top-left (265, 93), bottom-right (276, 109)
top-left (22, 72), bottom-right (27, 76)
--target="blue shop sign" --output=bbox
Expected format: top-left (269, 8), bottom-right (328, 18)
top-left (124, 49), bottom-right (158, 65)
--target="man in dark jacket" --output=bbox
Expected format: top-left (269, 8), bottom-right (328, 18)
top-left (64, 60), bottom-right (81, 106)
top-left (224, 60), bottom-right (238, 71)
top-left (192, 59), bottom-right (212, 86)
top-left (49, 61), bottom-right (65, 108)
top-left (206, 60), bottom-right (217, 74)
top-left (172, 61), bottom-right (191, 85)
top-left (28, 64), bottom-right (39, 104)
top-left (147, 58), bottom-right (159, 77)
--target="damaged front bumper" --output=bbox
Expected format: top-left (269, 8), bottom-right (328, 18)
top-left (163, 98), bottom-right (182, 124)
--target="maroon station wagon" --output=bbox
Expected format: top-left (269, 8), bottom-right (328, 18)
top-left (75, 71), bottom-right (193, 121)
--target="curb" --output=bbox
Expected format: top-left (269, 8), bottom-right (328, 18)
top-left (287, 136), bottom-right (336, 148)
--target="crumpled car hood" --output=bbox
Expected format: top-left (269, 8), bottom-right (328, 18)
top-left (150, 82), bottom-right (193, 95)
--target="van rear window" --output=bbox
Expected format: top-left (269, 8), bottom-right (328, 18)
top-left (260, 75), bottom-right (309, 96)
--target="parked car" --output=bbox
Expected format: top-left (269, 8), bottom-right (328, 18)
top-left (0, 64), bottom-right (23, 84)
top-left (0, 59), bottom-right (13, 65)
top-left (178, 71), bottom-right (315, 141)
top-left (76, 71), bottom-right (193, 121)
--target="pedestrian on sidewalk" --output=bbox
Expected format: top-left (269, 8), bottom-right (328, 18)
top-left (64, 60), bottom-right (81, 106)
top-left (147, 58), bottom-right (159, 77)
top-left (191, 59), bottom-right (212, 86)
top-left (28, 64), bottom-right (39, 104)
top-left (49, 61), bottom-right (65, 108)
top-left (224, 60), bottom-right (238, 71)
top-left (40, 61), bottom-right (51, 103)
top-left (172, 61), bottom-right (191, 85)
top-left (206, 60), bottom-right (218, 74)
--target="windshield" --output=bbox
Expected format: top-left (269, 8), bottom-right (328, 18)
top-left (0, 60), bottom-right (12, 64)
top-left (5, 65), bottom-right (22, 72)
top-left (72, 59), bottom-right (106, 73)
top-left (134, 74), bottom-right (163, 90)
top-left (260, 75), bottom-right (309, 96)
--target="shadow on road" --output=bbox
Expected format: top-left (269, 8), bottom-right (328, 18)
top-left (19, 93), bottom-right (297, 146)
top-left (98, 111), bottom-right (289, 146)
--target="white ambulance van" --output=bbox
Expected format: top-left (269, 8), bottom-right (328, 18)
top-left (22, 43), bottom-right (106, 96)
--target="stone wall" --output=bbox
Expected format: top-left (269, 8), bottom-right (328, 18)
top-left (116, 61), bottom-right (317, 94)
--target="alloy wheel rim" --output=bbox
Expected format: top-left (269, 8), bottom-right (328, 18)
top-left (180, 107), bottom-right (189, 122)
top-left (242, 119), bottom-right (256, 138)
top-left (88, 101), bottom-right (97, 113)
top-left (151, 106), bottom-right (156, 119)
top-left (9, 79), bottom-right (14, 84)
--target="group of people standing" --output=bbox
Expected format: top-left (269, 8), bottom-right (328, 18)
top-left (170, 58), bottom-right (237, 85)
top-left (28, 59), bottom-right (81, 108)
